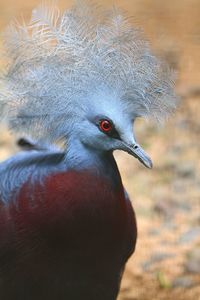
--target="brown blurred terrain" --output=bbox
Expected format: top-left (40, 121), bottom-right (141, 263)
top-left (0, 1), bottom-right (200, 299)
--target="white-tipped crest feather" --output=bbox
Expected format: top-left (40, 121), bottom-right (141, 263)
top-left (0, 1), bottom-right (177, 145)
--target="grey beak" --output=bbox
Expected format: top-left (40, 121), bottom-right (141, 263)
top-left (122, 142), bottom-right (153, 169)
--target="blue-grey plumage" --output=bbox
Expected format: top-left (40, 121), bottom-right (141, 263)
top-left (0, 1), bottom-right (176, 145)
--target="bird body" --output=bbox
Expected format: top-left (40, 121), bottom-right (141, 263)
top-left (0, 151), bottom-right (136, 299)
top-left (0, 1), bottom-right (176, 299)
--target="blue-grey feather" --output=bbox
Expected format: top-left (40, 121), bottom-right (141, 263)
top-left (0, 1), bottom-right (177, 146)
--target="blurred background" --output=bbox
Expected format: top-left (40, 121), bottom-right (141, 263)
top-left (0, 0), bottom-right (199, 299)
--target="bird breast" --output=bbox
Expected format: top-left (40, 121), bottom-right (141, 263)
top-left (0, 170), bottom-right (137, 299)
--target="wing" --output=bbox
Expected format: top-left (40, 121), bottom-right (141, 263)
top-left (0, 150), bottom-right (66, 204)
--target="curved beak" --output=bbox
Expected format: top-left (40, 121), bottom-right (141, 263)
top-left (121, 142), bottom-right (153, 169)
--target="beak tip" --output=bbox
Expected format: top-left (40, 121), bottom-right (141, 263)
top-left (148, 161), bottom-right (153, 169)
top-left (143, 158), bottom-right (153, 169)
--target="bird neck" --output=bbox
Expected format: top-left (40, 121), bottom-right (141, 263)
top-left (64, 139), bottom-right (121, 187)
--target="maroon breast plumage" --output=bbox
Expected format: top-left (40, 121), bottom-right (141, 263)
top-left (0, 170), bottom-right (137, 300)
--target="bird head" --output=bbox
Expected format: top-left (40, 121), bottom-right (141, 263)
top-left (73, 89), bottom-right (152, 168)
top-left (0, 2), bottom-right (177, 168)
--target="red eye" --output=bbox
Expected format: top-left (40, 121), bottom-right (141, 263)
top-left (99, 119), bottom-right (112, 133)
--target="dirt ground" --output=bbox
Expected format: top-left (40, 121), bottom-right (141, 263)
top-left (0, 1), bottom-right (199, 299)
